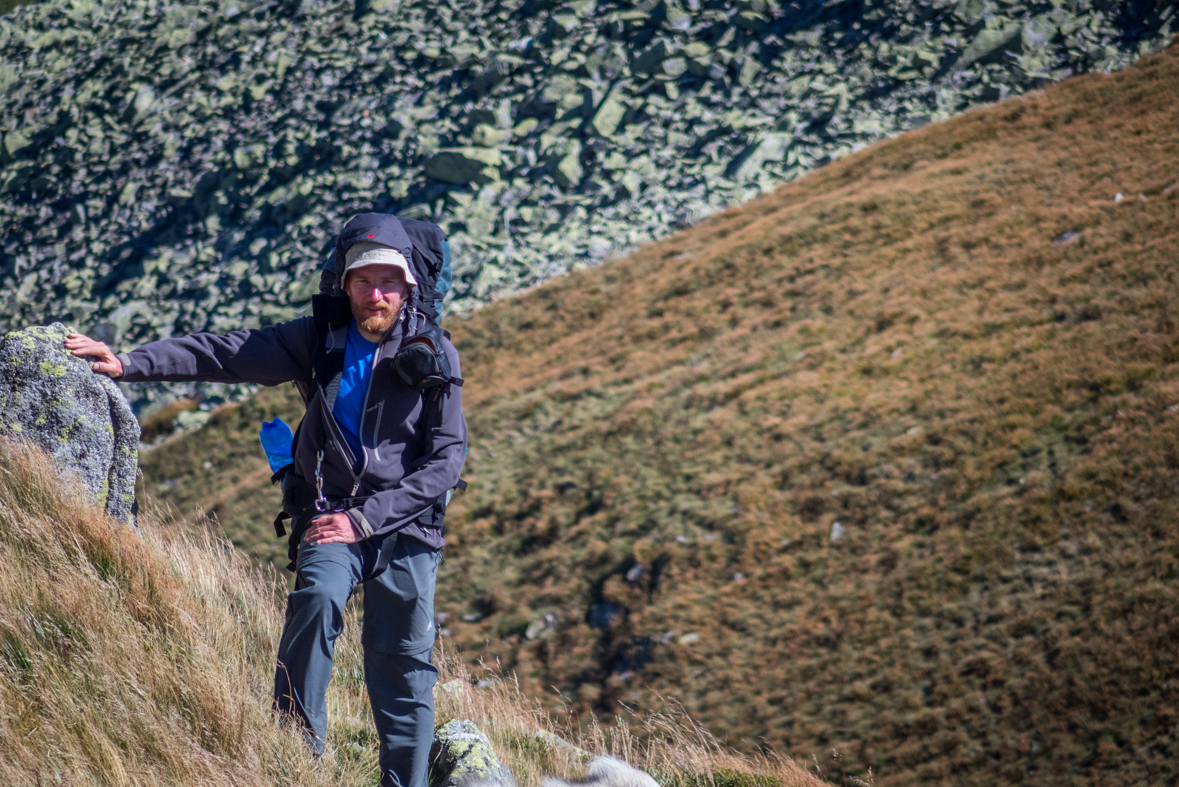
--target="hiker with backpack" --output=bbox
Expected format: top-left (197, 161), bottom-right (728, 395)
top-left (65, 214), bottom-right (467, 787)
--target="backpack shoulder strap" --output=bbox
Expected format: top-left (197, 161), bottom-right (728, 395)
top-left (310, 293), bottom-right (353, 401)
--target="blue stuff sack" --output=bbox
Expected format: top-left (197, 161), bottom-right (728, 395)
top-left (259, 417), bottom-right (294, 473)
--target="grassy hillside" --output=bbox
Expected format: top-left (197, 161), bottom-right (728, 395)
top-left (138, 385), bottom-right (306, 574)
top-left (142, 44), bottom-right (1179, 784)
top-left (0, 441), bottom-right (374, 784)
top-left (3, 442), bottom-right (823, 787)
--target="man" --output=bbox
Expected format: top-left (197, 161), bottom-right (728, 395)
top-left (65, 213), bottom-right (466, 787)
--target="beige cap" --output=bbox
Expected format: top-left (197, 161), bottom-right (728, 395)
top-left (344, 241), bottom-right (417, 287)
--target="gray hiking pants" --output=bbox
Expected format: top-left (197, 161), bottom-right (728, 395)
top-left (273, 534), bottom-right (440, 787)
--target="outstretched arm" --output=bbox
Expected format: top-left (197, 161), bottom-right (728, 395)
top-left (67, 318), bottom-right (317, 387)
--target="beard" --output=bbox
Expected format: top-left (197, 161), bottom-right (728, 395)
top-left (352, 299), bottom-right (399, 336)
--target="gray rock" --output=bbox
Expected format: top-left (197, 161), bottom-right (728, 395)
top-left (1, 129), bottom-right (30, 160)
top-left (955, 19), bottom-right (1024, 70)
top-left (425, 148), bottom-right (503, 185)
top-left (543, 757), bottom-right (659, 787)
top-left (430, 720), bottom-right (516, 787)
top-left (590, 92), bottom-right (627, 138)
top-left (533, 730), bottom-right (591, 761)
top-left (830, 521), bottom-right (845, 542)
top-left (682, 41), bottom-right (712, 76)
top-left (728, 133), bottom-right (790, 182)
top-left (471, 125), bottom-right (511, 147)
top-left (631, 41), bottom-right (668, 75)
top-left (551, 139), bottom-right (582, 189)
top-left (659, 56), bottom-right (688, 78)
top-left (733, 10), bottom-right (768, 34)
top-left (0, 323), bottom-right (139, 526)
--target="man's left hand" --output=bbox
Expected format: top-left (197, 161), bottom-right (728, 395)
top-left (302, 512), bottom-right (362, 545)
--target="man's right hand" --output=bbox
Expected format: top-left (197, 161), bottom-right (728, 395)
top-left (65, 333), bottom-right (124, 378)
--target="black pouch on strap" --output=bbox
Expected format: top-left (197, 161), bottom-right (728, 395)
top-left (285, 509), bottom-right (318, 572)
top-left (391, 323), bottom-right (463, 391)
top-left (270, 468), bottom-right (320, 564)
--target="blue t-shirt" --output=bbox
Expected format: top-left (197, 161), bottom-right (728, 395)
top-left (332, 321), bottom-right (379, 462)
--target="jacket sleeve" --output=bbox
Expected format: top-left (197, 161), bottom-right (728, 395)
top-left (116, 317), bottom-right (316, 386)
top-left (346, 340), bottom-right (468, 539)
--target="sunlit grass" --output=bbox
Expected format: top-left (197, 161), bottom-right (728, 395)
top-left (2, 441), bottom-right (822, 786)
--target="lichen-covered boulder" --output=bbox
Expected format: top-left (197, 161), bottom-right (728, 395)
top-left (533, 730), bottom-right (591, 762)
top-left (430, 720), bottom-right (516, 787)
top-left (0, 323), bottom-right (139, 525)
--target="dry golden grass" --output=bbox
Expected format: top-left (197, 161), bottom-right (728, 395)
top-left (433, 43), bottom-right (1179, 784)
top-left (3, 440), bottom-right (821, 786)
top-left (0, 440), bottom-right (364, 785)
top-left (138, 385), bottom-right (306, 577)
top-left (433, 652), bottom-right (825, 787)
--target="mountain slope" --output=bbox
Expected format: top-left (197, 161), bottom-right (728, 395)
top-left (0, 0), bottom-right (1174, 410)
top-left (143, 43), bottom-right (1179, 784)
top-left (4, 441), bottom-right (822, 787)
top-left (438, 47), bottom-right (1179, 783)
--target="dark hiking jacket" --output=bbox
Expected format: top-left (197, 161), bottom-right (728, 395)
top-left (117, 309), bottom-right (466, 548)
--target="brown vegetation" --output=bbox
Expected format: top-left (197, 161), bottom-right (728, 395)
top-left (142, 44), bottom-right (1179, 785)
top-left (441, 44), bottom-right (1179, 783)
top-left (0, 442), bottom-right (347, 784)
top-left (5, 442), bottom-right (821, 785)
top-left (139, 385), bottom-right (304, 574)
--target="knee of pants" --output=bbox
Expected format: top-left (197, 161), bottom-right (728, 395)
top-left (289, 546), bottom-right (358, 620)
top-left (293, 582), bottom-right (345, 614)
top-left (364, 648), bottom-right (438, 702)
top-left (363, 544), bottom-right (440, 655)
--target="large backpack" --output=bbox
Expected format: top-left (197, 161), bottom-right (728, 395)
top-left (293, 213), bottom-right (461, 406)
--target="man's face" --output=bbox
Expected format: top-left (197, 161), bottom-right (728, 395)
top-left (345, 265), bottom-right (410, 338)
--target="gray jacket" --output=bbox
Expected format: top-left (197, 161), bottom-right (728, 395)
top-left (118, 309), bottom-right (466, 548)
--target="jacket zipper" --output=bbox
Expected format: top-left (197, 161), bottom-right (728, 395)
top-left (317, 392), bottom-right (362, 496)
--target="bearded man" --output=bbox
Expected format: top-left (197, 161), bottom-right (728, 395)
top-left (65, 213), bottom-right (467, 787)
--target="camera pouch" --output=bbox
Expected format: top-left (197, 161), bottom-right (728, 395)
top-left (393, 328), bottom-right (463, 391)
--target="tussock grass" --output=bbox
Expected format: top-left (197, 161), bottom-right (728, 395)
top-left (433, 654), bottom-right (823, 787)
top-left (138, 382), bottom-right (305, 578)
top-left (1, 440), bottom-right (821, 786)
top-left (429, 46), bottom-right (1179, 784)
top-left (0, 440), bottom-right (357, 785)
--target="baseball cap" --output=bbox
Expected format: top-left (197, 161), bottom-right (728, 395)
top-left (343, 241), bottom-right (417, 287)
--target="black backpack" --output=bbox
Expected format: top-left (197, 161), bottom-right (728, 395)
top-left (296, 213), bottom-right (463, 404)
top-left (321, 213), bottom-right (454, 323)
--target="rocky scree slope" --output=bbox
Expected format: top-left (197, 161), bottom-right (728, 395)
top-left (143, 44), bottom-right (1179, 784)
top-left (0, 0), bottom-right (1174, 410)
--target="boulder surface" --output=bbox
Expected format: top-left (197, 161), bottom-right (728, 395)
top-left (431, 719), bottom-right (516, 787)
top-left (542, 757), bottom-right (660, 787)
top-left (0, 323), bottom-right (139, 525)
